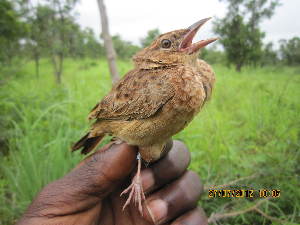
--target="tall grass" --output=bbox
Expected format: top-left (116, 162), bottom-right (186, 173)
top-left (0, 59), bottom-right (299, 224)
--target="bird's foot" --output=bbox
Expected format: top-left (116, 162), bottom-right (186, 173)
top-left (120, 154), bottom-right (145, 215)
top-left (120, 173), bottom-right (146, 215)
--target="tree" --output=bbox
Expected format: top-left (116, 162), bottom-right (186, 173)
top-left (0, 0), bottom-right (26, 64)
top-left (81, 28), bottom-right (105, 59)
top-left (112, 35), bottom-right (140, 59)
top-left (23, 2), bottom-right (99, 79)
top-left (97, 0), bottom-right (120, 84)
top-left (261, 42), bottom-right (279, 65)
top-left (46, 0), bottom-right (80, 83)
top-left (201, 47), bottom-right (226, 65)
top-left (140, 29), bottom-right (160, 48)
top-left (17, 0), bottom-right (104, 80)
top-left (214, 0), bottom-right (280, 71)
top-left (279, 37), bottom-right (300, 65)
top-left (25, 5), bottom-right (54, 78)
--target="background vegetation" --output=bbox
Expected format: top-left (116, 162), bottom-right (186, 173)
top-left (0, 0), bottom-right (299, 224)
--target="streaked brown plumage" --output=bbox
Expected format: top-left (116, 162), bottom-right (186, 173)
top-left (72, 18), bottom-right (217, 215)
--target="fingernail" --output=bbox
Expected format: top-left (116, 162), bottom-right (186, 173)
top-left (147, 199), bottom-right (168, 223)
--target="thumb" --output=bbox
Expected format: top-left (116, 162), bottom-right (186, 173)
top-left (19, 143), bottom-right (137, 220)
top-left (70, 142), bottom-right (138, 197)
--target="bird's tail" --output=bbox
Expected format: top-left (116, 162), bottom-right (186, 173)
top-left (72, 133), bottom-right (105, 155)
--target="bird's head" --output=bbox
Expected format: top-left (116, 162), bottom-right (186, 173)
top-left (133, 18), bottom-right (218, 69)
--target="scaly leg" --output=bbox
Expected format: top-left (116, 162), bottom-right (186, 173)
top-left (120, 153), bottom-right (146, 215)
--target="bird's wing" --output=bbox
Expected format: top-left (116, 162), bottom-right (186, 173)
top-left (88, 69), bottom-right (174, 121)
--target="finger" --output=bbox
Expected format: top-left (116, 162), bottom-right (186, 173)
top-left (143, 171), bottom-right (203, 224)
top-left (141, 140), bottom-right (191, 194)
top-left (171, 207), bottom-right (208, 225)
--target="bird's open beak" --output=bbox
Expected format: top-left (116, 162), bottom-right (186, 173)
top-left (179, 18), bottom-right (218, 54)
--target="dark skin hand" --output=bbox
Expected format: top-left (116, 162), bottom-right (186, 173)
top-left (17, 140), bottom-right (208, 225)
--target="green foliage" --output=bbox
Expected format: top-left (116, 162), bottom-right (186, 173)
top-left (0, 59), bottom-right (299, 224)
top-left (140, 28), bottom-right (160, 47)
top-left (80, 28), bottom-right (105, 59)
top-left (245, 0), bottom-right (281, 27)
top-left (24, 5), bottom-right (105, 60)
top-left (201, 48), bottom-right (226, 65)
top-left (112, 35), bottom-right (140, 59)
top-left (185, 65), bottom-right (300, 224)
top-left (260, 42), bottom-right (279, 65)
top-left (215, 15), bottom-right (263, 71)
top-left (15, 0), bottom-right (82, 83)
top-left (0, 0), bottom-right (24, 39)
top-left (280, 37), bottom-right (300, 66)
top-left (0, 0), bottom-right (26, 64)
top-left (214, 0), bottom-right (280, 71)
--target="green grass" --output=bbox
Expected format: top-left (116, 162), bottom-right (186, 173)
top-left (0, 58), bottom-right (299, 224)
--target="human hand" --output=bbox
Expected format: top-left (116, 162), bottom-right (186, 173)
top-left (17, 140), bottom-right (207, 225)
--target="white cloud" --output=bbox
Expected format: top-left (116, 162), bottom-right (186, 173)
top-left (76, 0), bottom-right (300, 47)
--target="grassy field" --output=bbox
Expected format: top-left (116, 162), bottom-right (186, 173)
top-left (0, 58), bottom-right (299, 224)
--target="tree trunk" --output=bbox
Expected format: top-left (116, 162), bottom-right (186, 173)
top-left (236, 62), bottom-right (242, 72)
top-left (56, 71), bottom-right (62, 84)
top-left (97, 0), bottom-right (120, 85)
top-left (51, 53), bottom-right (63, 84)
top-left (34, 52), bottom-right (40, 78)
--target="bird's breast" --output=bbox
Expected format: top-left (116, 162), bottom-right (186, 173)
top-left (170, 66), bottom-right (207, 115)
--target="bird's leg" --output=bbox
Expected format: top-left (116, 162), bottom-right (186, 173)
top-left (120, 153), bottom-right (146, 215)
top-left (110, 136), bottom-right (123, 145)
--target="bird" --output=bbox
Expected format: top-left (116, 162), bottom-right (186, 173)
top-left (72, 17), bottom-right (217, 216)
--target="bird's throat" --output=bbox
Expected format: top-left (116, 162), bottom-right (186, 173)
top-left (134, 59), bottom-right (179, 70)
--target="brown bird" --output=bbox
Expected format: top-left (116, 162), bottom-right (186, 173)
top-left (72, 18), bottom-right (217, 215)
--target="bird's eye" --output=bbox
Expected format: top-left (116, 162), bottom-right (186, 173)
top-left (161, 39), bottom-right (172, 48)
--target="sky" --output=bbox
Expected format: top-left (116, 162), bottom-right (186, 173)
top-left (75, 0), bottom-right (300, 48)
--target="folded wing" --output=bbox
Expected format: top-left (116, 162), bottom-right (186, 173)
top-left (89, 69), bottom-right (175, 121)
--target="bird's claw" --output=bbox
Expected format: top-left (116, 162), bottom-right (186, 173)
top-left (120, 154), bottom-right (146, 216)
top-left (120, 173), bottom-right (146, 215)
